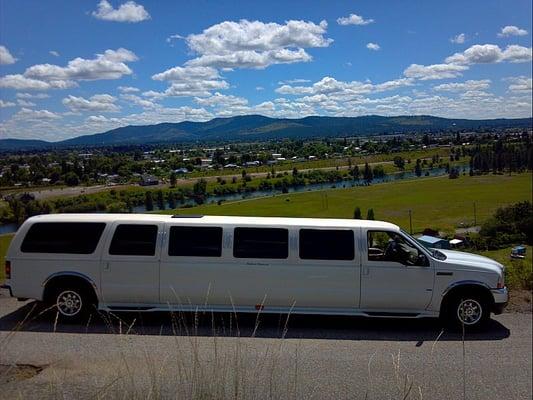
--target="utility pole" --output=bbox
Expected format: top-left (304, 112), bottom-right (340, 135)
top-left (409, 209), bottom-right (413, 234)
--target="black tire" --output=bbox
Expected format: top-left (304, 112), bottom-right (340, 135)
top-left (48, 285), bottom-right (95, 323)
top-left (445, 293), bottom-right (490, 331)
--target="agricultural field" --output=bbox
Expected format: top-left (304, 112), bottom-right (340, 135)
top-left (167, 173), bottom-right (532, 234)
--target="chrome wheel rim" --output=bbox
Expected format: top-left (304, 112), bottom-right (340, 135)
top-left (457, 299), bottom-right (482, 325)
top-left (56, 290), bottom-right (82, 317)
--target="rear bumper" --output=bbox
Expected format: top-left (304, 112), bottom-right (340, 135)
top-left (491, 287), bottom-right (508, 315)
top-left (0, 284), bottom-right (13, 297)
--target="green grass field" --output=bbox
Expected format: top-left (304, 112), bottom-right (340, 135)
top-left (167, 173), bottom-right (532, 234)
top-left (477, 246), bottom-right (532, 291)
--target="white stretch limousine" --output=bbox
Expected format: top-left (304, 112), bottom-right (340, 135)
top-left (2, 214), bottom-right (508, 329)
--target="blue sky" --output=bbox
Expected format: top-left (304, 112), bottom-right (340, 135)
top-left (0, 0), bottom-right (531, 141)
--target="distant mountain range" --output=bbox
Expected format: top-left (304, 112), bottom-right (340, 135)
top-left (1, 114), bottom-right (531, 150)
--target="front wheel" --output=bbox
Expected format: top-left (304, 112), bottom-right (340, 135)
top-left (446, 294), bottom-right (490, 331)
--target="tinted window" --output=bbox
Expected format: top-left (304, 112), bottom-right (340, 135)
top-left (299, 229), bottom-right (354, 260)
top-left (367, 231), bottom-right (427, 266)
top-left (109, 224), bottom-right (158, 256)
top-left (21, 222), bottom-right (106, 254)
top-left (233, 227), bottom-right (288, 259)
top-left (168, 226), bottom-right (222, 257)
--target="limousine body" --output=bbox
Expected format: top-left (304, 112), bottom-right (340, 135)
top-left (2, 214), bottom-right (508, 329)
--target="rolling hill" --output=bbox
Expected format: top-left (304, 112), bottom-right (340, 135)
top-left (1, 114), bottom-right (531, 150)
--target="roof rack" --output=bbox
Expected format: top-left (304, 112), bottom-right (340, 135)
top-left (171, 214), bottom-right (204, 218)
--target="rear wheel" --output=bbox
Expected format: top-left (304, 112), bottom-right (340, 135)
top-left (446, 293), bottom-right (490, 331)
top-left (48, 285), bottom-right (94, 323)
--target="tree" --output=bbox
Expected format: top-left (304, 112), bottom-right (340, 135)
top-left (353, 207), bottom-right (362, 219)
top-left (292, 167), bottom-right (298, 177)
top-left (351, 165), bottom-right (360, 180)
top-left (367, 208), bottom-right (375, 220)
top-left (169, 171), bottom-right (177, 187)
top-left (144, 191), bottom-right (154, 211)
top-left (167, 191), bottom-right (176, 209)
top-left (64, 172), bottom-right (79, 186)
top-left (393, 156), bottom-right (405, 170)
top-left (363, 162), bottom-right (373, 182)
top-left (156, 190), bottom-right (165, 210)
top-left (414, 159), bottom-right (422, 177)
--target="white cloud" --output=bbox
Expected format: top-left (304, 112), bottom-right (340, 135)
top-left (183, 19), bottom-right (332, 69)
top-left (433, 79), bottom-right (491, 92)
top-left (366, 42), bottom-right (380, 51)
top-left (278, 78), bottom-right (311, 85)
top-left (49, 50), bottom-right (60, 57)
top-left (0, 48), bottom-right (138, 90)
top-left (152, 65), bottom-right (220, 82)
top-left (256, 86), bottom-right (264, 91)
top-left (506, 76), bottom-right (532, 93)
top-left (92, 0), bottom-right (150, 23)
top-left (118, 85), bottom-right (140, 93)
top-left (0, 45), bottom-right (17, 65)
top-left (445, 44), bottom-right (532, 64)
top-left (120, 93), bottom-right (157, 108)
top-left (450, 33), bottom-right (466, 44)
top-left (62, 94), bottom-right (120, 113)
top-left (336, 14), bottom-right (374, 26)
top-left (498, 25), bottom-right (528, 37)
top-left (17, 99), bottom-right (36, 107)
top-left (194, 92), bottom-right (248, 107)
top-left (15, 107), bottom-right (61, 120)
top-left (16, 92), bottom-right (50, 99)
top-left (275, 76), bottom-right (413, 98)
top-left (0, 100), bottom-right (16, 108)
top-left (166, 34), bottom-right (184, 43)
top-left (403, 63), bottom-right (469, 80)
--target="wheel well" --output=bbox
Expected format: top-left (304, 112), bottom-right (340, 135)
top-left (43, 275), bottom-right (98, 305)
top-left (440, 284), bottom-right (494, 316)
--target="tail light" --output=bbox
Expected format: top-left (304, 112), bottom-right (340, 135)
top-left (5, 261), bottom-right (10, 280)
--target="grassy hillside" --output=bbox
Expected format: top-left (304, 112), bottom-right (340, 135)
top-left (166, 173), bottom-right (532, 234)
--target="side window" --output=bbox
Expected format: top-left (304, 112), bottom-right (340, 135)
top-left (233, 227), bottom-right (288, 259)
top-left (109, 224), bottom-right (158, 256)
top-left (367, 231), bottom-right (426, 266)
top-left (299, 229), bottom-right (355, 260)
top-left (168, 226), bottom-right (222, 257)
top-left (21, 222), bottom-right (106, 254)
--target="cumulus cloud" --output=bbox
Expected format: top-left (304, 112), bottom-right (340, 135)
top-left (15, 107), bottom-right (61, 120)
top-left (194, 92), bottom-right (248, 107)
top-left (118, 86), bottom-right (140, 93)
top-left (16, 93), bottom-right (50, 99)
top-left (505, 76), bottom-right (532, 93)
top-left (366, 42), bottom-right (380, 51)
top-left (92, 0), bottom-right (150, 23)
top-left (445, 44), bottom-right (532, 64)
top-left (337, 14), bottom-right (374, 26)
top-left (17, 99), bottom-right (36, 107)
top-left (62, 94), bottom-right (120, 113)
top-left (275, 76), bottom-right (413, 98)
top-left (0, 45), bottom-right (17, 65)
top-left (120, 93), bottom-right (157, 108)
top-left (0, 100), bottom-right (16, 108)
top-left (49, 50), bottom-right (60, 57)
top-left (182, 19), bottom-right (332, 69)
top-left (0, 48), bottom-right (138, 90)
top-left (433, 79), bottom-right (491, 92)
top-left (498, 25), bottom-right (528, 37)
top-left (403, 63), bottom-right (469, 80)
top-left (450, 33), bottom-right (466, 44)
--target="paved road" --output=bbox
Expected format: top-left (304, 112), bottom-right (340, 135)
top-left (0, 292), bottom-right (530, 400)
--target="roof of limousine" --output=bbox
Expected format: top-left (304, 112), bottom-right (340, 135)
top-left (25, 213), bottom-right (400, 230)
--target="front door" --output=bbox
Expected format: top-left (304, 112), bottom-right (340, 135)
top-left (100, 222), bottom-right (162, 304)
top-left (360, 229), bottom-right (434, 311)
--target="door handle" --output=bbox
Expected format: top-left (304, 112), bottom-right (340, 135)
top-left (104, 262), bottom-right (110, 271)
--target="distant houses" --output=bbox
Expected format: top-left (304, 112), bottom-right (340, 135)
top-left (139, 174), bottom-right (159, 186)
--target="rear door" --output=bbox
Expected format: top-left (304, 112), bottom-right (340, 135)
top-left (100, 222), bottom-right (162, 304)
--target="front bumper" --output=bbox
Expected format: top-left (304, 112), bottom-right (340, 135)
top-left (491, 287), bottom-right (508, 315)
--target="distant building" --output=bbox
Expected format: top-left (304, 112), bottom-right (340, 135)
top-left (140, 175), bottom-right (159, 186)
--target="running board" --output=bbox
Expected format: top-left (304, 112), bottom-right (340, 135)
top-left (365, 311), bottom-right (420, 318)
